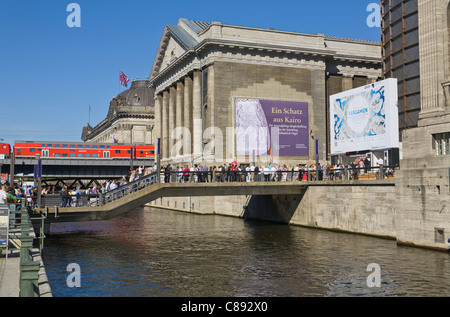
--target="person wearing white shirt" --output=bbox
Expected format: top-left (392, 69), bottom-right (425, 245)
top-left (0, 185), bottom-right (6, 204)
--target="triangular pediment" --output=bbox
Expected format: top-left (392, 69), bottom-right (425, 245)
top-left (150, 21), bottom-right (201, 80)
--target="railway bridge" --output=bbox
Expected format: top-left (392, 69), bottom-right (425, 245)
top-left (0, 157), bottom-right (153, 188)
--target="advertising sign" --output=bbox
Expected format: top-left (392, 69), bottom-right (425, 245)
top-left (330, 78), bottom-right (399, 155)
top-left (235, 98), bottom-right (309, 157)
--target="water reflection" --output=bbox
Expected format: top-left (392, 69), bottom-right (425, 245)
top-left (43, 207), bottom-right (450, 297)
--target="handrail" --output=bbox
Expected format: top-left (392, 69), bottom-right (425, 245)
top-left (54, 165), bottom-right (396, 208)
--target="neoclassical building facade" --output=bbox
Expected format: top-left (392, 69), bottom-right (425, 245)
top-left (387, 0), bottom-right (450, 248)
top-left (82, 80), bottom-right (155, 145)
top-left (149, 18), bottom-right (382, 166)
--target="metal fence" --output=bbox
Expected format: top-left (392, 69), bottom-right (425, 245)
top-left (159, 165), bottom-right (396, 183)
top-left (39, 165), bottom-right (396, 209)
top-left (1, 199), bottom-right (46, 297)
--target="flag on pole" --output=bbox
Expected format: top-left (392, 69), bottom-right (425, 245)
top-left (120, 71), bottom-right (129, 87)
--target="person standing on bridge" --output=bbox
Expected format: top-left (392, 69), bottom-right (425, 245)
top-left (164, 164), bottom-right (172, 183)
top-left (60, 185), bottom-right (68, 207)
top-left (75, 186), bottom-right (82, 207)
top-left (0, 185), bottom-right (6, 204)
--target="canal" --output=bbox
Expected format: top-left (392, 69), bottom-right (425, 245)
top-left (42, 206), bottom-right (450, 297)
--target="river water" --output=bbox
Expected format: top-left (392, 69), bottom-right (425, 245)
top-left (42, 207), bottom-right (450, 297)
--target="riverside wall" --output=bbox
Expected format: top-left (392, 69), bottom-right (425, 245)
top-left (147, 179), bottom-right (450, 251)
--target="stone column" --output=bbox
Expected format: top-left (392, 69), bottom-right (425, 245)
top-left (168, 86), bottom-right (176, 160)
top-left (155, 93), bottom-right (162, 149)
top-left (342, 74), bottom-right (354, 91)
top-left (418, 0), bottom-right (446, 114)
top-left (184, 76), bottom-right (193, 159)
top-left (176, 81), bottom-right (184, 158)
top-left (192, 70), bottom-right (203, 160)
top-left (162, 90), bottom-right (169, 160)
top-left (207, 65), bottom-right (214, 129)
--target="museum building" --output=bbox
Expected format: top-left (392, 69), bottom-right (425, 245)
top-left (81, 79), bottom-right (156, 145)
top-left (149, 18), bottom-right (382, 166)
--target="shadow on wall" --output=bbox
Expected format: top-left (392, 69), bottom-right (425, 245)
top-left (242, 191), bottom-right (306, 224)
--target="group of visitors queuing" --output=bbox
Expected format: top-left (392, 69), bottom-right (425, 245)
top-left (0, 157), bottom-right (396, 209)
top-left (0, 184), bottom-right (25, 204)
top-left (158, 156), bottom-right (395, 184)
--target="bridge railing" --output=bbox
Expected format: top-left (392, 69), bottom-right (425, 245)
top-left (159, 165), bottom-right (397, 183)
top-left (47, 165), bottom-right (396, 208)
top-left (100, 172), bottom-right (158, 206)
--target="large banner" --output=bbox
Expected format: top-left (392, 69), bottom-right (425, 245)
top-left (235, 98), bottom-right (309, 157)
top-left (330, 78), bottom-right (399, 155)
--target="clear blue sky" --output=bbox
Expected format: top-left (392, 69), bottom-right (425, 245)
top-left (0, 0), bottom-right (381, 146)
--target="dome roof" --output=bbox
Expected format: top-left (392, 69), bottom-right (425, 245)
top-left (118, 80), bottom-right (155, 107)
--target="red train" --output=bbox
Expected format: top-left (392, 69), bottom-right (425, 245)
top-left (11, 141), bottom-right (155, 160)
top-left (0, 143), bottom-right (11, 156)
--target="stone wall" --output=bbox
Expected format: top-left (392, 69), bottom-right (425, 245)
top-left (147, 182), bottom-right (399, 243)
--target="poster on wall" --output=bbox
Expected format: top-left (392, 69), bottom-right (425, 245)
top-left (329, 78), bottom-right (399, 155)
top-left (235, 98), bottom-right (309, 158)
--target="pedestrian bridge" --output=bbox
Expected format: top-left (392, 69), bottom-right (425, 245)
top-left (33, 171), bottom-right (395, 226)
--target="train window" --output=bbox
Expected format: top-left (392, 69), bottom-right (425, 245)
top-left (41, 144), bottom-right (45, 147)
top-left (46, 144), bottom-right (53, 148)
top-left (70, 145), bottom-right (76, 148)
top-left (70, 153), bottom-right (76, 157)
top-left (92, 154), bottom-right (98, 158)
top-left (30, 148), bottom-right (36, 152)
top-left (126, 150), bottom-right (131, 154)
top-left (93, 145), bottom-right (98, 149)
top-left (77, 145), bottom-right (83, 148)
top-left (2, 145), bottom-right (6, 149)
top-left (62, 153), bottom-right (68, 157)
top-left (62, 144), bottom-right (68, 148)
top-left (140, 150), bottom-right (144, 154)
top-left (54, 153), bottom-right (60, 157)
top-left (55, 144), bottom-right (60, 148)
top-left (85, 154), bottom-right (91, 158)
top-left (77, 154), bottom-right (83, 158)
top-left (100, 145), bottom-right (105, 149)
top-left (115, 150), bottom-right (121, 154)
top-left (150, 150), bottom-right (155, 155)
top-left (107, 146), bottom-right (110, 149)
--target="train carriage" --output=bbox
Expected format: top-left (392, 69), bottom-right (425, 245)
top-left (14, 141), bottom-right (155, 160)
top-left (0, 143), bottom-right (11, 158)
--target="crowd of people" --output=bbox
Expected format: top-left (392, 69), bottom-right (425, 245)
top-left (0, 157), bottom-right (396, 208)
top-left (158, 156), bottom-right (396, 184)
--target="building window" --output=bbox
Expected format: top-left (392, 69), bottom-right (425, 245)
top-left (434, 132), bottom-right (450, 156)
